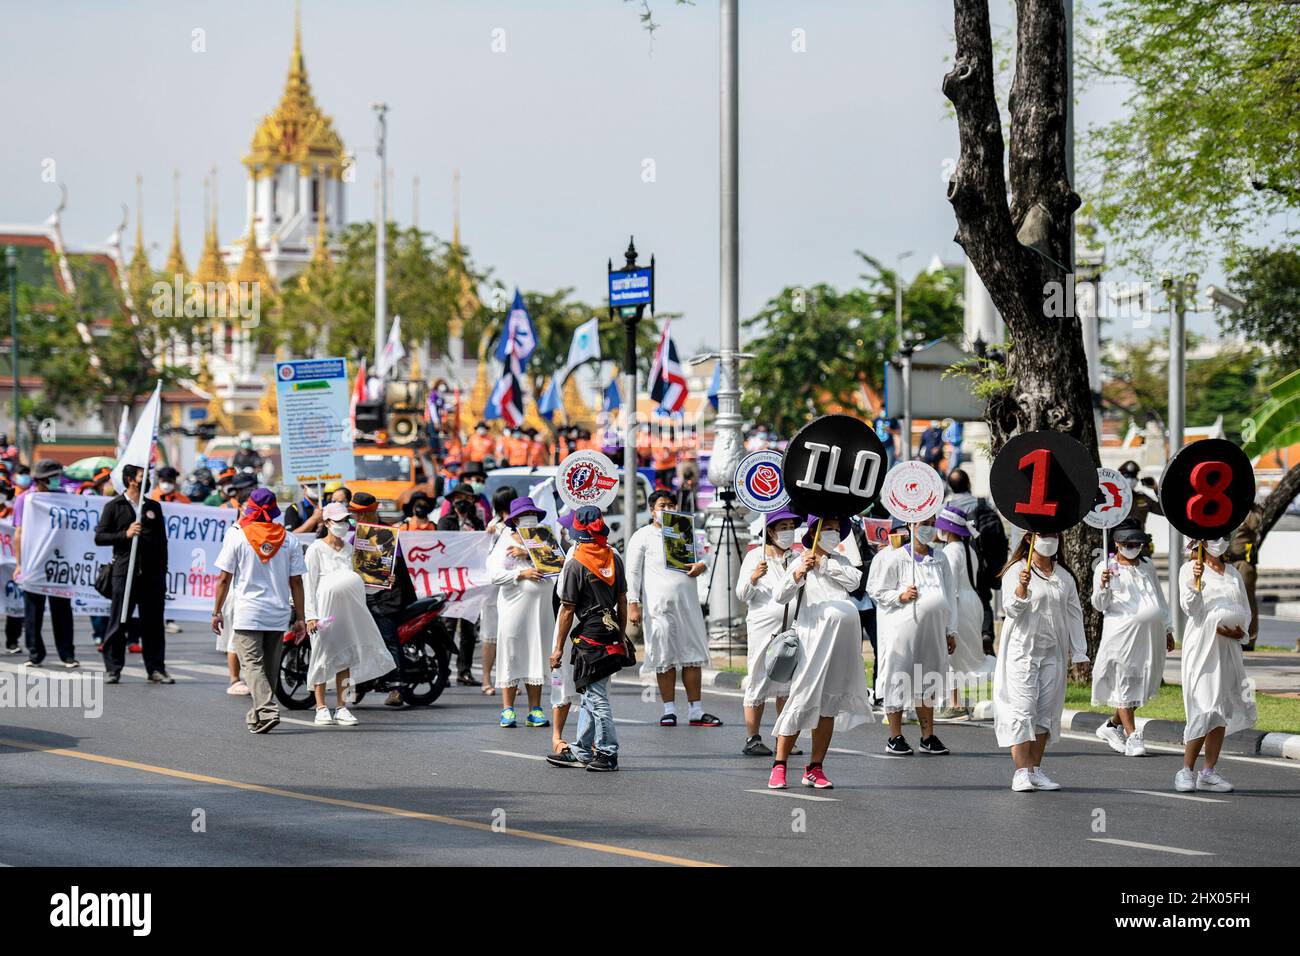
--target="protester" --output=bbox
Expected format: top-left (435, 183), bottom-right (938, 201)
top-left (945, 468), bottom-right (1005, 656)
top-left (467, 422), bottom-right (494, 463)
top-left (626, 490), bottom-right (722, 728)
top-left (150, 466), bottom-right (190, 503)
top-left (994, 532), bottom-right (1090, 791)
top-left (1118, 460), bottom-right (1162, 539)
top-left (917, 421), bottom-right (944, 471)
top-left (487, 496), bottom-right (556, 728)
top-left (304, 502), bottom-right (394, 726)
top-left (437, 483), bottom-right (486, 686)
top-left (1176, 537), bottom-right (1256, 793)
top-left (867, 515), bottom-right (958, 755)
top-left (736, 507), bottom-right (802, 756)
top-left (766, 515), bottom-right (873, 789)
top-left (440, 461), bottom-right (491, 526)
top-left (1, 478), bottom-right (24, 655)
top-left (212, 488), bottom-right (308, 734)
top-left (354, 492), bottom-right (419, 703)
top-left (232, 431), bottom-right (263, 472)
top-left (478, 487), bottom-right (521, 695)
top-left (1226, 503), bottom-right (1263, 651)
top-left (547, 506), bottom-right (630, 772)
top-left (204, 468), bottom-right (237, 506)
top-left (94, 464), bottom-right (171, 684)
top-left (936, 505), bottom-right (988, 714)
top-left (13, 460), bottom-right (78, 668)
top-left (1090, 520), bottom-right (1173, 757)
top-left (283, 484), bottom-right (323, 532)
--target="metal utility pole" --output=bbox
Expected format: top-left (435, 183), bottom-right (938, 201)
top-left (372, 102), bottom-right (389, 372)
top-left (5, 246), bottom-right (19, 458)
top-left (1166, 273), bottom-right (1192, 639)
top-left (895, 251), bottom-right (913, 461)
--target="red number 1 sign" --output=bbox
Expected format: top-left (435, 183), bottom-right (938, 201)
top-left (1015, 448), bottom-right (1059, 517)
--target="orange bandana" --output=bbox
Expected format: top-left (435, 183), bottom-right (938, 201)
top-left (574, 543), bottom-right (616, 583)
top-left (240, 521), bottom-right (286, 563)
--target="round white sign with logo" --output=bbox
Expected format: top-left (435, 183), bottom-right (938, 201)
top-left (556, 450), bottom-right (621, 510)
top-left (1083, 466), bottom-right (1134, 530)
top-left (880, 460), bottom-right (945, 524)
top-left (734, 450), bottom-right (789, 513)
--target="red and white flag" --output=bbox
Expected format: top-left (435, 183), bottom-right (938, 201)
top-left (649, 319), bottom-right (688, 414)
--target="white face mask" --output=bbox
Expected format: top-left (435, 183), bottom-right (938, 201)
top-left (1033, 536), bottom-right (1059, 557)
top-left (913, 525), bottom-right (937, 546)
top-left (818, 530), bottom-right (841, 551)
top-left (1118, 545), bottom-right (1142, 560)
top-left (328, 521), bottom-right (351, 539)
top-left (516, 515), bottom-right (539, 529)
top-left (773, 529), bottom-right (798, 550)
top-left (159, 482), bottom-right (175, 494)
top-left (1205, 538), bottom-right (1230, 557)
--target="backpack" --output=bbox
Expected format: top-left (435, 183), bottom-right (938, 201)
top-left (967, 498), bottom-right (1008, 591)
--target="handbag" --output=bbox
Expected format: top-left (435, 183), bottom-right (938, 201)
top-left (94, 561), bottom-right (115, 600)
top-left (764, 577), bottom-right (806, 684)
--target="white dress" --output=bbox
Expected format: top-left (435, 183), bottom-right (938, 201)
top-left (626, 523), bottom-right (710, 675)
top-left (480, 518), bottom-right (506, 646)
top-left (549, 555), bottom-right (581, 710)
top-left (942, 539), bottom-right (988, 677)
top-left (867, 545), bottom-right (957, 712)
top-left (993, 560), bottom-right (1088, 746)
top-left (487, 529), bottom-right (556, 689)
top-left (769, 552), bottom-right (872, 736)
top-left (736, 545), bottom-right (796, 705)
top-left (303, 538), bottom-right (394, 689)
top-left (1089, 559), bottom-right (1170, 708)
top-left (1179, 561), bottom-right (1256, 742)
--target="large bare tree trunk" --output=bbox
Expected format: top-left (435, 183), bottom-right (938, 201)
top-left (944, 0), bottom-right (1103, 653)
top-left (1260, 463), bottom-right (1300, 542)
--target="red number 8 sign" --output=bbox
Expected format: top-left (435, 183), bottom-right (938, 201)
top-left (1159, 439), bottom-right (1255, 540)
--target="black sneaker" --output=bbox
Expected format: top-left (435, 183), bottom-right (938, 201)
top-left (148, 670), bottom-right (176, 684)
top-left (885, 735), bottom-right (914, 756)
top-left (742, 735), bottom-right (773, 756)
top-left (586, 752), bottom-right (619, 772)
top-left (250, 716), bottom-right (280, 734)
top-left (104, 671), bottom-right (121, 684)
top-left (919, 734), bottom-right (950, 755)
top-left (4, 644), bottom-right (22, 655)
top-left (546, 747), bottom-right (586, 768)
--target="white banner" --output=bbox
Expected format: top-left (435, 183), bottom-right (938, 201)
top-left (398, 530), bottom-right (494, 622)
top-left (18, 493), bottom-right (239, 620)
top-left (0, 518), bottom-right (22, 617)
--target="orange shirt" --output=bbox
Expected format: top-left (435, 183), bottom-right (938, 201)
top-left (527, 439), bottom-right (547, 467)
top-left (151, 489), bottom-right (191, 504)
top-left (652, 443), bottom-right (677, 472)
top-left (466, 433), bottom-right (494, 463)
top-left (505, 436), bottom-right (530, 466)
top-left (442, 435), bottom-right (464, 465)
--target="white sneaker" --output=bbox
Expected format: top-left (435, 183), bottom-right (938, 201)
top-left (1011, 768), bottom-right (1036, 792)
top-left (313, 707), bottom-right (334, 726)
top-left (1095, 722), bottom-right (1126, 753)
top-left (1030, 767), bottom-right (1061, 791)
top-left (332, 706), bottom-right (358, 726)
top-left (1174, 768), bottom-right (1197, 792)
top-left (1124, 734), bottom-right (1146, 757)
top-left (1196, 769), bottom-right (1234, 793)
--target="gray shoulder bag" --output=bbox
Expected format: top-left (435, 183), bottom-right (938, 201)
top-left (764, 569), bottom-right (806, 684)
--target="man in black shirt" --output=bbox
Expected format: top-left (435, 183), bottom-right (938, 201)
top-left (354, 492), bottom-right (417, 705)
top-left (547, 505), bottom-right (629, 772)
top-left (94, 464), bottom-right (171, 683)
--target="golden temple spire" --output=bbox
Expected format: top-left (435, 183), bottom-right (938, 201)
top-left (128, 174), bottom-right (151, 286)
top-left (235, 219), bottom-right (276, 298)
top-left (193, 171), bottom-right (230, 288)
top-left (164, 169), bottom-right (188, 278)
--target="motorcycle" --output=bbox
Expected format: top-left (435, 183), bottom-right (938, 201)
top-left (275, 594), bottom-right (456, 710)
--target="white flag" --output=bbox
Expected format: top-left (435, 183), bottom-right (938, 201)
top-left (563, 316), bottom-right (602, 377)
top-left (377, 314), bottom-right (407, 379)
top-left (115, 405), bottom-right (131, 458)
top-left (111, 381), bottom-right (161, 494)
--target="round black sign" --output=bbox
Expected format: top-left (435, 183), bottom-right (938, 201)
top-left (781, 415), bottom-right (888, 518)
top-left (1158, 438), bottom-right (1255, 540)
top-left (990, 430), bottom-right (1096, 533)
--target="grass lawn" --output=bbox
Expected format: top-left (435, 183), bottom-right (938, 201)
top-left (1065, 682), bottom-right (1300, 735)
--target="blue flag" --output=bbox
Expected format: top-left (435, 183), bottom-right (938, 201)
top-left (603, 378), bottom-right (621, 412)
top-left (538, 375), bottom-right (563, 421)
top-left (495, 289), bottom-right (538, 369)
top-left (707, 362), bottom-right (721, 410)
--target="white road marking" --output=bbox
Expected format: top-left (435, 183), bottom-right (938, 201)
top-left (162, 662), bottom-right (233, 678)
top-left (482, 749), bottom-right (548, 761)
top-left (280, 717), bottom-right (331, 729)
top-left (743, 788), bottom-right (838, 803)
top-left (614, 717), bottom-right (648, 724)
top-left (1088, 837), bottom-right (1214, 857)
top-left (829, 746), bottom-right (892, 760)
top-left (1122, 789), bottom-right (1229, 804)
top-left (1060, 731), bottom-right (1300, 772)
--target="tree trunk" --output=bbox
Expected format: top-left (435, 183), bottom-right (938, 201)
top-left (945, 0), bottom-right (1104, 654)
top-left (1260, 463), bottom-right (1300, 542)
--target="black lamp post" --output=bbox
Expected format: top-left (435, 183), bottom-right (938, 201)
top-left (5, 245), bottom-right (18, 461)
top-left (607, 236), bottom-right (654, 540)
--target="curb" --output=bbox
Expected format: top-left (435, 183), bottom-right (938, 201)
top-left (970, 702), bottom-right (1298, 760)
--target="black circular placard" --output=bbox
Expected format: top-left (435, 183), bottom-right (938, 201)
top-left (781, 415), bottom-right (888, 518)
top-left (1158, 438), bottom-right (1255, 539)
top-left (990, 430), bottom-right (1096, 533)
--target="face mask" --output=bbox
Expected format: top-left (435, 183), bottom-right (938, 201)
top-left (774, 529), bottom-right (798, 550)
top-left (1033, 536), bottom-right (1059, 557)
top-left (412, 503), bottom-right (432, 518)
top-left (328, 521), bottom-right (352, 539)
top-left (818, 531), bottom-right (841, 551)
top-left (1125, 476), bottom-right (1138, 489)
top-left (1118, 545), bottom-right (1142, 560)
top-left (16, 476), bottom-right (31, 488)
top-left (1205, 538), bottom-right (1230, 557)
top-left (160, 482), bottom-right (176, 494)
top-left (517, 515), bottom-right (539, 529)
top-left (913, 525), bottom-right (937, 546)
top-left (48, 477), bottom-right (62, 489)
top-left (469, 481), bottom-right (485, 495)
top-left (476, 428), bottom-right (487, 436)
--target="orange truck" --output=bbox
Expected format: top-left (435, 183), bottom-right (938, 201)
top-left (349, 445), bottom-right (418, 518)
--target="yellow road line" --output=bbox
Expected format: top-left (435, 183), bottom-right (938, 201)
top-left (0, 737), bottom-right (719, 867)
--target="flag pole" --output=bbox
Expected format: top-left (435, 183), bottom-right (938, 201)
top-left (120, 382), bottom-right (161, 624)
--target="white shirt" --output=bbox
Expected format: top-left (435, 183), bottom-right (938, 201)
top-left (215, 526), bottom-right (308, 631)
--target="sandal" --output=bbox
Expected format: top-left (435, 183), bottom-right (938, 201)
top-left (481, 684), bottom-right (495, 695)
top-left (689, 713), bottom-right (724, 727)
top-left (457, 674), bottom-right (481, 687)
top-left (659, 714), bottom-right (677, 727)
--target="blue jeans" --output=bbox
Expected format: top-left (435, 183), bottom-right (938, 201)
top-left (572, 678), bottom-right (618, 760)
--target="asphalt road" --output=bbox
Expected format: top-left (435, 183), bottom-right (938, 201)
top-left (2, 622), bottom-right (1298, 868)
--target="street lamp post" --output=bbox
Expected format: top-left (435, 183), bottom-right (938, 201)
top-left (895, 251), bottom-right (914, 461)
top-left (1165, 271), bottom-right (1195, 640)
top-left (607, 238), bottom-right (653, 540)
top-left (5, 246), bottom-right (18, 460)
top-left (372, 102), bottom-right (389, 372)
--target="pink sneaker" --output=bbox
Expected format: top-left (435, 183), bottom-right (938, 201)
top-left (802, 764), bottom-right (833, 789)
top-left (767, 764), bottom-right (788, 789)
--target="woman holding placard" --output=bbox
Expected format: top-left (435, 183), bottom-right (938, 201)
top-left (995, 532), bottom-right (1091, 792)
top-left (766, 516), bottom-right (872, 789)
top-left (936, 506), bottom-right (989, 712)
top-left (736, 506), bottom-right (804, 756)
top-left (1175, 537), bottom-right (1255, 793)
top-left (1089, 520), bottom-right (1173, 756)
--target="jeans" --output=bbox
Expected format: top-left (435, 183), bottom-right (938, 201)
top-left (572, 677), bottom-right (618, 760)
top-left (25, 592), bottom-right (75, 664)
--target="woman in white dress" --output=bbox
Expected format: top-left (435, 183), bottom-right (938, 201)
top-left (935, 506), bottom-right (989, 713)
top-left (995, 532), bottom-right (1091, 792)
top-left (1175, 536), bottom-right (1256, 794)
top-left (479, 487), bottom-right (521, 696)
top-left (867, 516), bottom-right (958, 756)
top-left (487, 496), bottom-right (555, 729)
top-left (304, 503), bottom-right (395, 726)
top-left (736, 506), bottom-right (803, 756)
top-left (766, 516), bottom-right (873, 790)
top-left (1090, 520), bottom-right (1173, 757)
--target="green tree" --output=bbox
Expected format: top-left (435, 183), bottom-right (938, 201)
top-left (1219, 246), bottom-right (1300, 375)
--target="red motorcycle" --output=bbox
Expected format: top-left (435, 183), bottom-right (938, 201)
top-left (275, 594), bottom-right (455, 709)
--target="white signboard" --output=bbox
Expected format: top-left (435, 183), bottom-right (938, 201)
top-left (1083, 466), bottom-right (1134, 530)
top-left (0, 518), bottom-right (23, 617)
top-left (276, 358), bottom-right (356, 486)
top-left (398, 530), bottom-right (495, 622)
top-left (880, 460), bottom-right (946, 524)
